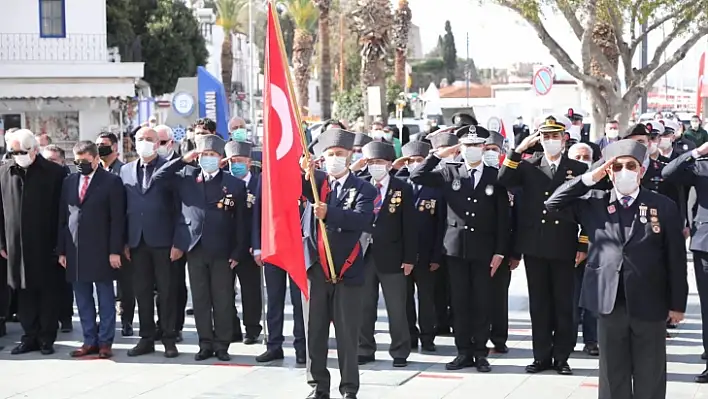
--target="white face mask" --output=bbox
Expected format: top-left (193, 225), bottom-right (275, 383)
top-left (156, 145), bottom-right (170, 157)
top-left (324, 155), bottom-right (347, 176)
top-left (371, 130), bottom-right (384, 140)
top-left (568, 125), bottom-right (582, 141)
top-left (461, 146), bottom-right (482, 164)
top-left (368, 164), bottom-right (389, 181)
top-left (613, 168), bottom-right (639, 195)
top-left (407, 162), bottom-right (421, 172)
top-left (14, 153), bottom-right (32, 168)
top-left (658, 137), bottom-right (672, 150)
top-left (483, 150), bottom-right (500, 167)
top-left (136, 140), bottom-right (156, 158)
top-left (542, 139), bottom-right (563, 156)
top-left (606, 128), bottom-right (619, 139)
top-left (647, 142), bottom-right (658, 155)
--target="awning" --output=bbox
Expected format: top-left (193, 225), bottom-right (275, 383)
top-left (0, 81), bottom-right (136, 99)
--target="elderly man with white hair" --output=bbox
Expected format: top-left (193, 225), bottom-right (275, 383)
top-left (0, 129), bottom-right (67, 355)
top-left (228, 117), bottom-right (247, 141)
top-left (154, 125), bottom-right (179, 161)
top-left (567, 142), bottom-right (594, 167)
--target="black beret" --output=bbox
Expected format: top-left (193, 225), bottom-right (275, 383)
top-left (428, 132), bottom-right (459, 149)
top-left (314, 128), bottom-right (355, 154)
top-left (485, 131), bottom-right (505, 149)
top-left (452, 112), bottom-right (478, 127)
top-left (402, 141), bottom-right (431, 158)
top-left (621, 123), bottom-right (649, 139)
top-left (566, 108), bottom-right (584, 121)
top-left (353, 132), bottom-right (373, 148)
top-left (225, 140), bottom-right (253, 158)
top-left (362, 141), bottom-right (396, 161)
top-left (604, 139), bottom-right (647, 163)
top-left (195, 134), bottom-right (225, 156)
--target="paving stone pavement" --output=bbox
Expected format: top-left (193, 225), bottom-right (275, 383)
top-left (0, 259), bottom-right (707, 399)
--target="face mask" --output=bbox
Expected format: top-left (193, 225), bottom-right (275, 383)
top-left (352, 152), bottom-right (363, 163)
top-left (324, 155), bottom-right (347, 176)
top-left (542, 139), bottom-right (563, 156)
top-left (647, 142), bottom-right (658, 155)
top-left (229, 161), bottom-right (248, 177)
top-left (76, 160), bottom-right (94, 176)
top-left (516, 119), bottom-right (523, 126)
top-left (407, 162), bottom-right (421, 172)
top-left (483, 150), bottom-right (500, 167)
top-left (371, 130), bottom-right (384, 140)
top-left (613, 168), bottom-right (639, 195)
top-left (691, 122), bottom-right (700, 130)
top-left (462, 146), bottom-right (483, 164)
top-left (199, 155), bottom-right (220, 173)
top-left (606, 129), bottom-right (619, 139)
top-left (231, 128), bottom-right (248, 141)
top-left (14, 154), bottom-right (32, 168)
top-left (368, 164), bottom-right (389, 181)
top-left (568, 125), bottom-right (582, 141)
top-left (383, 133), bottom-right (393, 141)
top-left (98, 145), bottom-right (113, 157)
top-left (157, 145), bottom-right (171, 157)
top-left (658, 137), bottom-right (672, 150)
top-left (136, 140), bottom-right (155, 158)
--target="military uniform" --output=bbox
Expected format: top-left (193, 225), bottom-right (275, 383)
top-left (498, 115), bottom-right (588, 374)
top-left (565, 109), bottom-right (602, 162)
top-left (411, 130), bottom-right (510, 372)
top-left (351, 133), bottom-right (373, 178)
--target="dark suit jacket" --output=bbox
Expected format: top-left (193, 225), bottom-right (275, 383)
top-left (301, 170), bottom-right (376, 285)
top-left (411, 156), bottom-right (510, 262)
top-left (57, 168), bottom-right (126, 283)
top-left (362, 175), bottom-right (418, 273)
top-left (498, 151), bottom-right (588, 261)
top-left (120, 157), bottom-right (180, 248)
top-left (154, 159), bottom-right (248, 261)
top-left (104, 158), bottom-right (124, 176)
top-left (546, 178), bottom-right (687, 321)
top-left (252, 176), bottom-right (263, 251)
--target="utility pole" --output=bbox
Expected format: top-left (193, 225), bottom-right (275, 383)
top-left (248, 0), bottom-right (256, 140)
top-left (466, 32), bottom-right (470, 107)
top-left (640, 22), bottom-right (648, 114)
top-left (339, 13), bottom-right (345, 90)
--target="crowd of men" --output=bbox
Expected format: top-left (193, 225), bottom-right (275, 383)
top-left (0, 110), bottom-right (705, 399)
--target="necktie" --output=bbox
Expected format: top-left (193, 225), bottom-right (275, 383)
top-left (470, 169), bottom-right (477, 188)
top-left (621, 196), bottom-right (632, 208)
top-left (79, 175), bottom-right (90, 203)
top-left (373, 183), bottom-right (383, 214)
top-left (142, 164), bottom-right (151, 191)
top-left (329, 181), bottom-right (339, 205)
top-left (550, 164), bottom-right (557, 177)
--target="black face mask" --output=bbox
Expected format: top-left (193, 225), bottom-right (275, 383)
top-left (98, 145), bottom-right (113, 157)
top-left (76, 161), bottom-right (94, 176)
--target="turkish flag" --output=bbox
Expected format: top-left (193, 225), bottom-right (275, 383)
top-left (262, 2), bottom-right (308, 299)
top-left (499, 119), bottom-right (509, 164)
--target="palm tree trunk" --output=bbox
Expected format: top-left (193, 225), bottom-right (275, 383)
top-left (221, 32), bottom-right (234, 105)
top-left (293, 29), bottom-right (314, 116)
top-left (395, 49), bottom-right (405, 86)
top-left (318, 9), bottom-right (332, 119)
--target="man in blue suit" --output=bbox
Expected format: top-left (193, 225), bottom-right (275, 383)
top-left (58, 141), bottom-right (125, 359)
top-left (120, 127), bottom-right (182, 358)
top-left (153, 135), bottom-right (249, 362)
top-left (300, 128), bottom-right (376, 399)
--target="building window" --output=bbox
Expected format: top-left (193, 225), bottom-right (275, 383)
top-left (39, 0), bottom-right (66, 38)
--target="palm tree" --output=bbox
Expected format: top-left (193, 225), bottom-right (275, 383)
top-left (215, 0), bottom-right (248, 103)
top-left (392, 0), bottom-right (411, 87)
top-left (312, 0), bottom-right (333, 119)
top-left (349, 0), bottom-right (392, 124)
top-left (280, 0), bottom-right (319, 116)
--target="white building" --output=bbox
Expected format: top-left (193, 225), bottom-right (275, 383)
top-left (0, 0), bottom-right (144, 149)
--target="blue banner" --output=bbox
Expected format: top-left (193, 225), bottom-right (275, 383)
top-left (197, 66), bottom-right (230, 140)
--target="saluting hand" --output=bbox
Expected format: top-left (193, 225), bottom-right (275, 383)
top-left (182, 150), bottom-right (200, 163)
top-left (350, 156), bottom-right (368, 172)
top-left (514, 131), bottom-right (540, 153)
top-left (109, 254), bottom-right (121, 269)
top-left (313, 202), bottom-right (328, 220)
top-left (490, 254), bottom-right (504, 277)
top-left (392, 156), bottom-right (409, 171)
top-left (668, 310), bottom-right (684, 325)
top-left (401, 263), bottom-right (414, 276)
top-left (591, 157), bottom-right (616, 183)
top-left (58, 255), bottom-right (66, 269)
top-left (435, 143), bottom-right (461, 159)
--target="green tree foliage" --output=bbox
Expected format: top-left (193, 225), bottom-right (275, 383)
top-left (441, 20), bottom-right (457, 83)
top-left (333, 87), bottom-right (365, 122)
top-left (106, 0), bottom-right (209, 96)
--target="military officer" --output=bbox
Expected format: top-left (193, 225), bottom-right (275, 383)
top-left (300, 128), bottom-right (376, 399)
top-left (547, 139), bottom-right (687, 399)
top-left (351, 132), bottom-right (373, 165)
top-left (566, 109), bottom-right (601, 162)
top-left (357, 141), bottom-right (417, 368)
top-left (394, 141), bottom-right (445, 352)
top-left (411, 128), bottom-right (510, 372)
top-left (498, 114), bottom-right (588, 375)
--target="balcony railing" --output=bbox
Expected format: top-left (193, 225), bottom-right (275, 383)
top-left (0, 33), bottom-right (113, 62)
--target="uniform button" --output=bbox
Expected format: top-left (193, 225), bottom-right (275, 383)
top-left (467, 197), bottom-right (471, 201)
top-left (470, 227), bottom-right (475, 232)
top-left (471, 213), bottom-right (475, 217)
top-left (473, 199), bottom-right (478, 203)
top-left (337, 228), bottom-right (342, 232)
top-left (465, 211), bottom-right (469, 216)
top-left (541, 220), bottom-right (546, 224)
top-left (542, 210), bottom-right (547, 214)
top-left (545, 191), bottom-right (549, 196)
top-left (372, 224), bottom-right (376, 228)
top-left (464, 226), bottom-right (468, 230)
top-left (555, 220), bottom-right (559, 225)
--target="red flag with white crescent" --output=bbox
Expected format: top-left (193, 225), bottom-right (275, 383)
top-left (499, 119), bottom-right (508, 164)
top-left (262, 2), bottom-right (308, 299)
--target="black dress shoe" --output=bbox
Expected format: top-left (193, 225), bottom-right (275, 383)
top-left (163, 342), bottom-right (179, 358)
top-left (493, 344), bottom-right (508, 354)
top-left (121, 323), bottom-right (134, 337)
top-left (243, 335), bottom-right (258, 345)
top-left (215, 350), bottom-right (231, 361)
top-left (421, 342), bottom-right (437, 352)
top-left (186, 308), bottom-right (194, 316)
top-left (60, 318), bottom-right (73, 333)
top-left (342, 393), bottom-right (357, 399)
top-left (357, 355), bottom-right (375, 365)
top-left (392, 358), bottom-right (408, 367)
top-left (176, 331), bottom-right (183, 343)
top-left (11, 342), bottom-right (39, 355)
top-left (445, 354), bottom-right (475, 370)
top-left (127, 340), bottom-right (155, 357)
top-left (305, 389), bottom-right (329, 399)
top-left (554, 360), bottom-right (573, 375)
top-left (40, 343), bottom-right (55, 355)
top-left (475, 356), bottom-right (491, 372)
top-left (695, 369), bottom-right (708, 383)
top-left (296, 351), bottom-right (307, 365)
top-left (194, 349), bottom-right (214, 361)
top-left (583, 343), bottom-right (600, 356)
top-left (525, 360), bottom-right (552, 373)
top-left (256, 348), bottom-right (285, 362)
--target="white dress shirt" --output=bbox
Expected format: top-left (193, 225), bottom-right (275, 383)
top-left (242, 171), bottom-right (252, 186)
top-left (466, 162), bottom-right (484, 189)
top-left (544, 156), bottom-right (561, 170)
top-left (372, 174), bottom-right (391, 198)
top-left (202, 169), bottom-right (221, 181)
top-left (329, 171), bottom-right (351, 197)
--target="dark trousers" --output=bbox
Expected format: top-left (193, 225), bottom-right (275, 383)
top-left (434, 260), bottom-right (452, 331)
top-left (524, 255), bottom-right (576, 363)
top-left (598, 303), bottom-right (666, 399)
top-left (573, 262), bottom-right (598, 345)
top-left (58, 280), bottom-right (74, 321)
top-left (693, 251), bottom-right (708, 356)
top-left (131, 241), bottom-right (176, 342)
top-left (174, 257), bottom-right (188, 331)
top-left (490, 258), bottom-right (511, 347)
top-left (447, 256), bottom-right (491, 357)
top-left (18, 285), bottom-right (58, 344)
top-left (73, 280), bottom-right (116, 346)
top-left (232, 257), bottom-right (262, 337)
top-left (359, 255), bottom-right (411, 359)
top-left (406, 259), bottom-right (437, 344)
top-left (0, 258), bottom-right (8, 318)
top-left (264, 263), bottom-right (305, 353)
top-left (187, 244), bottom-right (235, 351)
top-left (116, 255), bottom-right (135, 326)
top-left (308, 265), bottom-right (362, 396)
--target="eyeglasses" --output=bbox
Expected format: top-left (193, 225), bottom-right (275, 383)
top-left (7, 151), bottom-right (28, 156)
top-left (159, 140), bottom-right (170, 145)
top-left (611, 162), bottom-right (639, 172)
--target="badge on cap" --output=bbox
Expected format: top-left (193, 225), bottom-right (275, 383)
top-left (452, 179), bottom-right (461, 191)
top-left (607, 205), bottom-right (616, 214)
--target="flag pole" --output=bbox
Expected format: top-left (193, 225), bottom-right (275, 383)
top-left (267, 1), bottom-right (338, 282)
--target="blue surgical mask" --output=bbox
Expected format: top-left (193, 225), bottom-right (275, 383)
top-left (231, 128), bottom-right (248, 141)
top-left (229, 161), bottom-right (248, 177)
top-left (352, 152), bottom-right (363, 163)
top-left (199, 155), bottom-right (220, 173)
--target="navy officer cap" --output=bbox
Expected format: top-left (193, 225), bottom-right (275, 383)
top-left (362, 141), bottom-right (396, 162)
top-left (353, 132), bottom-right (373, 148)
top-left (314, 128), bottom-right (356, 154)
top-left (485, 131), bottom-right (505, 149)
top-left (454, 124), bottom-right (490, 139)
top-left (402, 141), bottom-right (431, 158)
top-left (428, 131), bottom-right (459, 149)
top-left (604, 139), bottom-right (647, 163)
top-left (195, 134), bottom-right (226, 156)
top-left (621, 123), bottom-right (649, 139)
top-left (451, 112), bottom-right (478, 127)
top-left (225, 140), bottom-right (253, 158)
